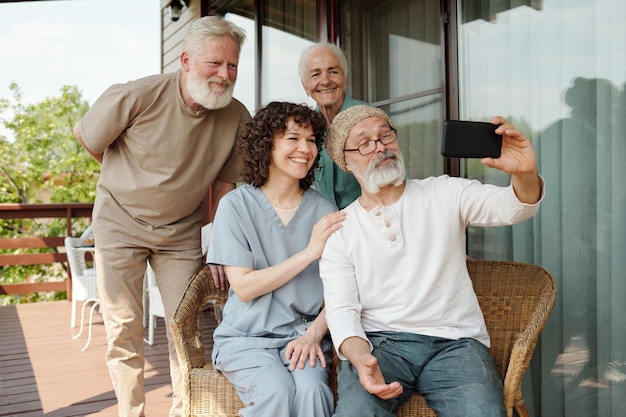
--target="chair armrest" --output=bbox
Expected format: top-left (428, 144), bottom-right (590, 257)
top-left (188, 364), bottom-right (245, 415)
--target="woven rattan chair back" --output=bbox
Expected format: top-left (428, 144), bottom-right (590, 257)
top-left (171, 265), bottom-right (240, 417)
top-left (469, 260), bottom-right (556, 417)
top-left (171, 260), bottom-right (556, 417)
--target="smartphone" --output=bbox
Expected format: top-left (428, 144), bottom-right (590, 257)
top-left (441, 120), bottom-right (502, 158)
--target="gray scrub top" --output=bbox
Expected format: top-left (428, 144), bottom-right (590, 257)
top-left (208, 185), bottom-right (336, 354)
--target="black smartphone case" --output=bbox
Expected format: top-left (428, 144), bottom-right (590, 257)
top-left (441, 120), bottom-right (502, 158)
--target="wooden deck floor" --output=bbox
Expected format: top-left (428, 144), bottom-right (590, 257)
top-left (0, 300), bottom-right (218, 417)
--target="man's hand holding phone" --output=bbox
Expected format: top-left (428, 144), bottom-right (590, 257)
top-left (443, 116), bottom-right (542, 204)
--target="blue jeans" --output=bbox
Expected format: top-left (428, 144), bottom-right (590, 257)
top-left (333, 332), bottom-right (505, 417)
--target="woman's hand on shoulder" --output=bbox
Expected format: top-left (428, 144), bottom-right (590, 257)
top-left (305, 211), bottom-right (346, 260)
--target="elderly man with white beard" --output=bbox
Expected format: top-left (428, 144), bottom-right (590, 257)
top-left (319, 105), bottom-right (544, 417)
top-left (72, 15), bottom-right (250, 417)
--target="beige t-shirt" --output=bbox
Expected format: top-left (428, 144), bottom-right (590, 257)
top-left (78, 71), bottom-right (250, 235)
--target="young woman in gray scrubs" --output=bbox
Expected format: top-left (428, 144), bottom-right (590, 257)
top-left (207, 102), bottom-right (345, 417)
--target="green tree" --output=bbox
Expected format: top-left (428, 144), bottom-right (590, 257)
top-left (0, 82), bottom-right (99, 303)
top-left (0, 82), bottom-right (98, 203)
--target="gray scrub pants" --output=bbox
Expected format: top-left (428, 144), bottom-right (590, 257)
top-left (216, 343), bottom-right (334, 417)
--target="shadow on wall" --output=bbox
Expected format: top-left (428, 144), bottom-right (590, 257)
top-left (537, 76), bottom-right (626, 416)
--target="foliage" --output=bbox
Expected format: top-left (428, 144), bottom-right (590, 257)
top-left (0, 82), bottom-right (98, 203)
top-left (0, 82), bottom-right (98, 304)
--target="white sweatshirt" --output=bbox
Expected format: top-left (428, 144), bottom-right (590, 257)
top-left (320, 176), bottom-right (543, 359)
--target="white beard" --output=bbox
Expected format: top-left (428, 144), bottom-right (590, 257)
top-left (351, 150), bottom-right (405, 194)
top-left (186, 71), bottom-right (234, 110)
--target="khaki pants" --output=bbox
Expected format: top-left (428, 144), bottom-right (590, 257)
top-left (94, 230), bottom-right (201, 417)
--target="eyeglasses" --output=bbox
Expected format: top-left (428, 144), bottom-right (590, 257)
top-left (344, 129), bottom-right (397, 156)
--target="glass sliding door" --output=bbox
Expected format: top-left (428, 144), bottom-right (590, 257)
top-left (341, 0), bottom-right (445, 179)
top-left (457, 1), bottom-right (626, 416)
top-left (225, 0), bottom-right (256, 113)
top-left (259, 0), bottom-right (318, 106)
top-left (226, 0), bottom-right (319, 113)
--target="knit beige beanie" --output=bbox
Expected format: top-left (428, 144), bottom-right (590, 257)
top-left (326, 105), bottom-right (394, 172)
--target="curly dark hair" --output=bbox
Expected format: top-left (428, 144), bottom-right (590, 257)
top-left (238, 101), bottom-right (326, 189)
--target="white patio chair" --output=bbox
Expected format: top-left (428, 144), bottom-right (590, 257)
top-left (144, 261), bottom-right (165, 345)
top-left (65, 234), bottom-right (97, 329)
top-left (65, 231), bottom-right (99, 351)
top-left (79, 224), bottom-right (95, 242)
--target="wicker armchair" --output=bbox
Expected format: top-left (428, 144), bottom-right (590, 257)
top-left (171, 260), bottom-right (556, 417)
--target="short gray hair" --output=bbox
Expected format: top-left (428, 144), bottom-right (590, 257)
top-left (183, 15), bottom-right (247, 58)
top-left (298, 42), bottom-right (349, 83)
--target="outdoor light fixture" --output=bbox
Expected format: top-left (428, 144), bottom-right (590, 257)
top-left (169, 0), bottom-right (189, 22)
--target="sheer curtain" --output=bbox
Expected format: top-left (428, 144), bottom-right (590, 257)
top-left (458, 1), bottom-right (626, 416)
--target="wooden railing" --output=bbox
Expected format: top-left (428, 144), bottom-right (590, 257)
top-left (0, 203), bottom-right (93, 296)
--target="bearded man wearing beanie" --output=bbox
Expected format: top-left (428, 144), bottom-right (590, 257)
top-left (319, 105), bottom-right (544, 417)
